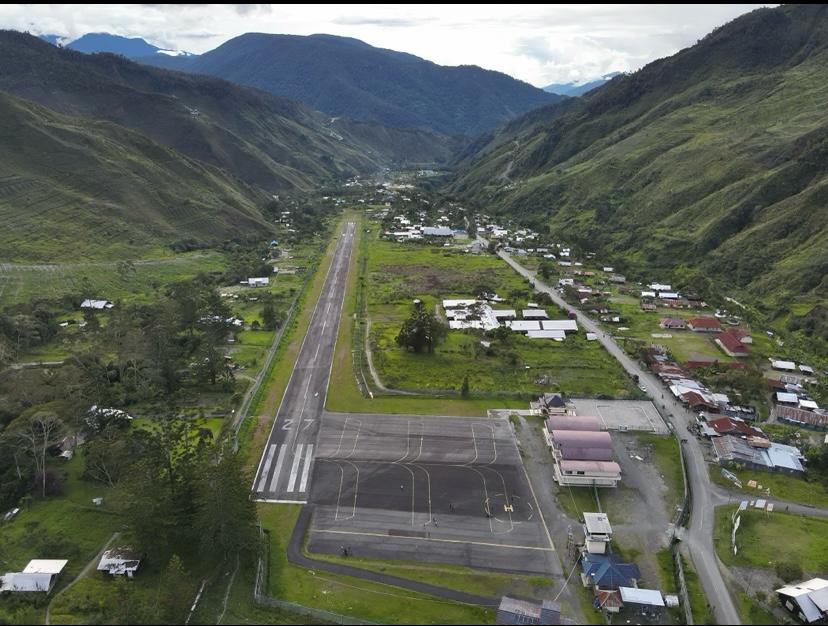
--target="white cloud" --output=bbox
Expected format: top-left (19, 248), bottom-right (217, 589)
top-left (1, 4), bottom-right (773, 86)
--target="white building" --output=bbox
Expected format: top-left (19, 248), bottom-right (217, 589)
top-left (0, 560), bottom-right (68, 593)
top-left (98, 547), bottom-right (142, 578)
top-left (583, 512), bottom-right (613, 554)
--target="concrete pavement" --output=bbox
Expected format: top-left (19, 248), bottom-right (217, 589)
top-left (251, 221), bottom-right (356, 503)
top-left (496, 247), bottom-right (742, 625)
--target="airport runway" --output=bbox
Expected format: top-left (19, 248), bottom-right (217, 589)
top-left (251, 221), bottom-right (355, 502)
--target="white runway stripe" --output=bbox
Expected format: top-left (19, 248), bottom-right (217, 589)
top-left (298, 444), bottom-right (314, 492)
top-left (268, 444), bottom-right (289, 492)
top-left (287, 444), bottom-right (305, 492)
top-left (256, 444), bottom-right (277, 492)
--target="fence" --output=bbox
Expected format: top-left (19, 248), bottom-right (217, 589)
top-left (252, 523), bottom-right (374, 625)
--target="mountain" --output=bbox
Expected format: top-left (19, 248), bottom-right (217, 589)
top-left (452, 4), bottom-right (828, 306)
top-left (139, 33), bottom-right (561, 136)
top-left (543, 72), bottom-right (622, 97)
top-left (0, 31), bottom-right (459, 194)
top-left (0, 31), bottom-right (464, 260)
top-left (66, 32), bottom-right (179, 58)
top-left (0, 90), bottom-right (270, 260)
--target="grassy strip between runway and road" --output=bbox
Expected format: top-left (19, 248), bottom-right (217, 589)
top-left (258, 504), bottom-right (494, 625)
top-left (308, 552), bottom-right (552, 600)
top-left (680, 555), bottom-right (713, 625)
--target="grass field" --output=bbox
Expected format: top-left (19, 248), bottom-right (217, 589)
top-left (0, 250), bottom-right (226, 307)
top-left (681, 555), bottom-right (713, 625)
top-left (0, 454), bottom-right (121, 625)
top-left (708, 464), bottom-right (828, 508)
top-left (258, 504), bottom-right (493, 625)
top-left (361, 226), bottom-right (634, 398)
top-left (714, 505), bottom-right (828, 573)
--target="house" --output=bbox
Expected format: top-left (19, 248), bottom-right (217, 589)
top-left (687, 317), bottom-right (721, 332)
top-left (0, 560), bottom-right (68, 593)
top-left (542, 320), bottom-right (578, 332)
top-left (712, 435), bottom-right (805, 473)
top-left (659, 317), bottom-right (685, 329)
top-left (771, 359), bottom-right (797, 372)
top-left (247, 277), bottom-right (269, 287)
top-left (97, 547), bottom-right (142, 578)
top-left (580, 553), bottom-right (641, 591)
top-left (534, 392), bottom-right (568, 415)
top-left (715, 331), bottom-right (749, 357)
top-left (705, 416), bottom-right (764, 439)
top-left (491, 309), bottom-right (517, 320)
top-left (527, 330), bottom-right (566, 341)
top-left (549, 430), bottom-right (621, 487)
top-left (522, 309), bottom-right (549, 320)
top-left (80, 299), bottom-right (113, 310)
top-left (508, 320), bottom-right (542, 333)
top-left (773, 404), bottom-right (828, 429)
top-left (776, 391), bottom-right (799, 405)
top-left (583, 512), bottom-right (613, 554)
top-left (776, 578), bottom-right (828, 623)
top-left (619, 587), bottom-right (665, 616)
top-left (421, 226), bottom-right (454, 237)
top-left (495, 596), bottom-right (561, 625)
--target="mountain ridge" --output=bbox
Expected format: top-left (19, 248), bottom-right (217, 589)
top-left (451, 4), bottom-right (828, 305)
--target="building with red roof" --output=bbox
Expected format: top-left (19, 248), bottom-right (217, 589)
top-left (715, 330), bottom-right (749, 357)
top-left (687, 317), bottom-right (721, 332)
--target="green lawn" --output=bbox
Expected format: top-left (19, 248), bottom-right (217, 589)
top-left (358, 224), bottom-right (634, 399)
top-left (714, 506), bottom-right (828, 572)
top-left (0, 250), bottom-right (226, 307)
top-left (708, 464), bottom-right (828, 508)
top-left (732, 588), bottom-right (779, 625)
top-left (258, 504), bottom-right (494, 625)
top-left (681, 555), bottom-right (713, 625)
top-left (0, 455), bottom-right (122, 625)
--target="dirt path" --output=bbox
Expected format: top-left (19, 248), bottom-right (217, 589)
top-left (363, 319), bottom-right (417, 396)
top-left (46, 532), bottom-right (120, 624)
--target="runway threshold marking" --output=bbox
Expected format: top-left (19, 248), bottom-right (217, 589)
top-left (256, 444), bottom-right (277, 492)
top-left (313, 528), bottom-right (556, 552)
top-left (287, 443), bottom-right (305, 491)
top-left (269, 444), bottom-right (289, 492)
top-left (298, 444), bottom-right (314, 492)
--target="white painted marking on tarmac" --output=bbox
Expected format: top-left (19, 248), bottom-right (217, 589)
top-left (256, 444), bottom-right (277, 492)
top-left (268, 444), bottom-right (289, 492)
top-left (313, 529), bottom-right (555, 552)
top-left (287, 443), bottom-right (305, 492)
top-left (298, 444), bottom-right (314, 492)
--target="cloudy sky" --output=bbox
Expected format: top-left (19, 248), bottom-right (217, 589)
top-left (4, 4), bottom-right (771, 86)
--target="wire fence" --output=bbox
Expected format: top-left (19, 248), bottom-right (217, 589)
top-left (252, 523), bottom-right (375, 625)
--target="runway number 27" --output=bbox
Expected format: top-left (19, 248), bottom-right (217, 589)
top-left (282, 419), bottom-right (315, 431)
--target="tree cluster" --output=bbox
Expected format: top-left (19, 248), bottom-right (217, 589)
top-left (395, 305), bottom-right (446, 354)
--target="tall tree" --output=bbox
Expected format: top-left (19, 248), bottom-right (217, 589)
top-left (395, 307), bottom-right (446, 354)
top-left (12, 413), bottom-right (65, 497)
top-left (195, 449), bottom-right (258, 563)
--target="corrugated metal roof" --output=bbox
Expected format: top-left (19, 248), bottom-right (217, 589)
top-left (619, 587), bottom-right (665, 606)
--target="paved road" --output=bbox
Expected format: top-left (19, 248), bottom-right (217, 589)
top-left (710, 483), bottom-right (828, 518)
top-left (251, 221), bottom-right (355, 502)
top-left (496, 247), bottom-right (741, 625)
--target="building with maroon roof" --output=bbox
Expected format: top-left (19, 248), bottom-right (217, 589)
top-left (687, 317), bottom-right (721, 332)
top-left (715, 330), bottom-right (749, 357)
